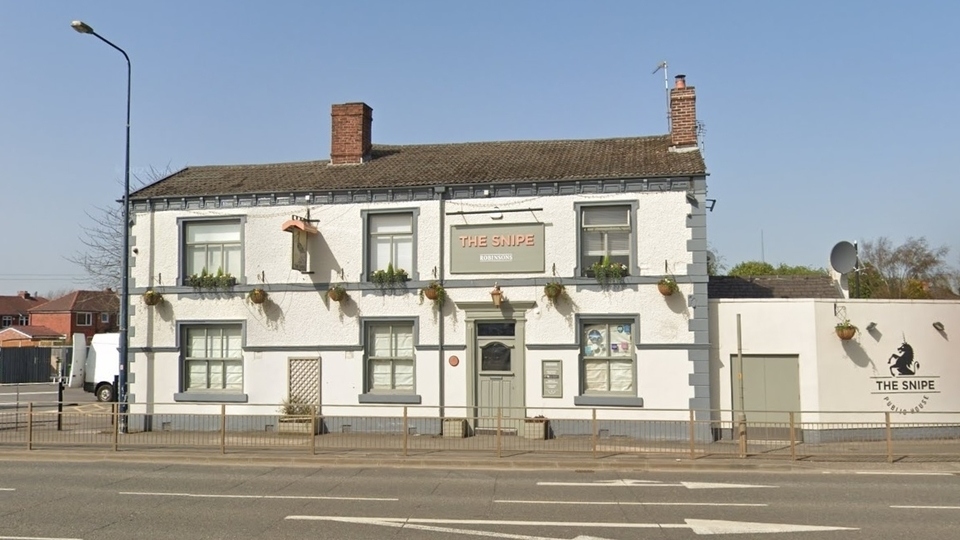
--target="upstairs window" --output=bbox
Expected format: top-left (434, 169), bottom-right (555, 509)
top-left (1, 316), bottom-right (12, 328)
top-left (580, 205), bottom-right (632, 276)
top-left (100, 313), bottom-right (110, 324)
top-left (19, 315), bottom-right (28, 325)
top-left (368, 213), bottom-right (413, 276)
top-left (76, 312), bottom-right (93, 327)
top-left (183, 220), bottom-right (242, 281)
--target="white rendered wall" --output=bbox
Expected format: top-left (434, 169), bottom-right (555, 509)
top-left (129, 191), bottom-right (698, 417)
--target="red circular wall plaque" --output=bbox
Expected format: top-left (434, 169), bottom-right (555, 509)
top-left (448, 355), bottom-right (460, 367)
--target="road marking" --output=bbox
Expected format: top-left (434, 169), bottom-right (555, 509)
top-left (286, 515), bottom-right (857, 536)
top-left (854, 472), bottom-right (954, 476)
top-left (0, 488), bottom-right (15, 491)
top-left (0, 536), bottom-right (82, 540)
top-left (536, 479), bottom-right (777, 489)
top-left (892, 505), bottom-right (960, 510)
top-left (120, 491), bottom-right (397, 501)
top-left (496, 499), bottom-right (767, 507)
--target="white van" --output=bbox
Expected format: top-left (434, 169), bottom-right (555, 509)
top-left (67, 332), bottom-right (120, 402)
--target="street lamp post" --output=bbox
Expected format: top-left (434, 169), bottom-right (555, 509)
top-left (72, 20), bottom-right (131, 431)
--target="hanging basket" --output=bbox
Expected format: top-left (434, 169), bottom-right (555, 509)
top-left (657, 280), bottom-right (678, 296)
top-left (835, 325), bottom-right (857, 341)
top-left (248, 288), bottom-right (268, 305)
top-left (544, 283), bottom-right (564, 301)
top-left (142, 290), bottom-right (163, 306)
top-left (423, 286), bottom-right (440, 301)
top-left (328, 287), bottom-right (348, 302)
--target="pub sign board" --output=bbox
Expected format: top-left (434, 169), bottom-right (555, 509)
top-left (450, 223), bottom-right (545, 274)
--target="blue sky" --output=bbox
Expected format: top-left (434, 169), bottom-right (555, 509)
top-left (1, 1), bottom-right (958, 296)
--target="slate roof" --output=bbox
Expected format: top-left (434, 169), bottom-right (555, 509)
top-left (0, 326), bottom-right (63, 339)
top-left (131, 135), bottom-right (707, 200)
top-left (709, 275), bottom-right (843, 299)
top-left (29, 290), bottom-right (119, 313)
top-left (0, 294), bottom-right (48, 316)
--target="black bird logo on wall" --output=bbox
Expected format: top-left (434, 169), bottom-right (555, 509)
top-left (888, 342), bottom-right (919, 376)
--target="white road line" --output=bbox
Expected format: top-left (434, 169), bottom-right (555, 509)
top-left (495, 499), bottom-right (767, 507)
top-left (536, 479), bottom-right (777, 489)
top-left (0, 488), bottom-right (15, 491)
top-left (286, 515), bottom-right (858, 535)
top-left (0, 536), bottom-right (82, 540)
top-left (891, 505), bottom-right (960, 510)
top-left (119, 491), bottom-right (397, 501)
top-left (854, 472), bottom-right (954, 476)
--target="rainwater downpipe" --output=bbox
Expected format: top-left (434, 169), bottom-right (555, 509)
top-left (436, 186), bottom-right (447, 418)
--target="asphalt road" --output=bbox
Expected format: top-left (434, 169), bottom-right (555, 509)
top-left (0, 461), bottom-right (956, 539)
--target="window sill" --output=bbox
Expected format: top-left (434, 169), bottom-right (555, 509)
top-left (174, 392), bottom-right (248, 403)
top-left (357, 394), bottom-right (422, 404)
top-left (574, 395), bottom-right (644, 407)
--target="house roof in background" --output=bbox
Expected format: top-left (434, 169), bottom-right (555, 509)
top-left (131, 135), bottom-right (707, 199)
top-left (0, 294), bottom-right (48, 316)
top-left (709, 275), bottom-right (843, 299)
top-left (29, 290), bottom-right (119, 313)
top-left (0, 325), bottom-right (63, 340)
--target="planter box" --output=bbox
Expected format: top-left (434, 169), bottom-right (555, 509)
top-left (523, 421), bottom-right (548, 440)
top-left (442, 418), bottom-right (466, 438)
top-left (278, 417), bottom-right (319, 435)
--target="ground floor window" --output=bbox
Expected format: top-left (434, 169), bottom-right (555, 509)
top-left (183, 325), bottom-right (243, 392)
top-left (366, 321), bottom-right (415, 393)
top-left (581, 320), bottom-right (635, 394)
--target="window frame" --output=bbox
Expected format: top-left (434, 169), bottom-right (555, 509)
top-left (362, 208), bottom-right (420, 282)
top-left (358, 317), bottom-right (421, 404)
top-left (75, 312), bottom-right (93, 327)
top-left (573, 314), bottom-right (644, 407)
top-left (177, 216), bottom-right (246, 286)
top-left (18, 315), bottom-right (28, 326)
top-left (100, 313), bottom-right (110, 324)
top-left (173, 320), bottom-right (248, 403)
top-left (574, 201), bottom-right (638, 278)
top-left (1, 316), bottom-right (12, 328)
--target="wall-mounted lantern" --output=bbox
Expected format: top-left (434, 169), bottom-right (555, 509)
top-left (490, 283), bottom-right (503, 307)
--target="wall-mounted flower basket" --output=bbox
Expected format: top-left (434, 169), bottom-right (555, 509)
top-left (835, 323), bottom-right (857, 341)
top-left (657, 277), bottom-right (679, 296)
top-left (142, 290), bottom-right (163, 306)
top-left (419, 281), bottom-right (446, 307)
top-left (328, 285), bottom-right (348, 303)
top-left (370, 263), bottom-right (408, 287)
top-left (248, 288), bottom-right (268, 304)
top-left (544, 282), bottom-right (565, 302)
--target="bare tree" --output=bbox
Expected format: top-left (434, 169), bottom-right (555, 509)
top-left (857, 236), bottom-right (954, 298)
top-left (65, 166), bottom-right (172, 290)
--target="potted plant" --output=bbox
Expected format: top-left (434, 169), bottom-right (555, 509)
top-left (835, 319), bottom-right (857, 340)
top-left (590, 256), bottom-right (628, 285)
top-left (328, 284), bottom-right (348, 302)
top-left (657, 276), bottom-right (679, 296)
top-left (248, 287), bottom-right (268, 304)
top-left (142, 289), bottom-right (163, 306)
top-left (543, 281), bottom-right (565, 302)
top-left (523, 415), bottom-right (549, 439)
top-left (277, 396), bottom-right (317, 435)
top-left (419, 281), bottom-right (446, 306)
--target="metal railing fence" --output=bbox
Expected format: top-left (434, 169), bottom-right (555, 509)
top-left (1, 403), bottom-right (958, 462)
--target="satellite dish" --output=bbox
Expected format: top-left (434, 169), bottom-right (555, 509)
top-left (830, 241), bottom-right (858, 274)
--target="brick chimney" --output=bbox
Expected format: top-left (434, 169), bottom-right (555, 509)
top-left (669, 75), bottom-right (698, 150)
top-left (17, 291), bottom-right (31, 300)
top-left (330, 102), bottom-right (373, 165)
